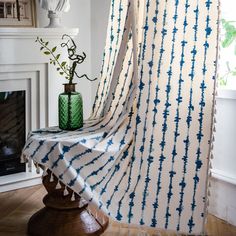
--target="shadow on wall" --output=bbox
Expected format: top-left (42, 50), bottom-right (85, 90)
top-left (91, 0), bottom-right (111, 102)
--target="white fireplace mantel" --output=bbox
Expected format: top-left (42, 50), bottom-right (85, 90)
top-left (0, 28), bottom-right (79, 39)
top-left (0, 27), bottom-right (79, 192)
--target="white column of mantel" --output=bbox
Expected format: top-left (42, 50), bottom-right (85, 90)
top-left (0, 28), bottom-right (79, 127)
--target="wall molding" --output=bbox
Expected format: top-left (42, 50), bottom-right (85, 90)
top-left (0, 28), bottom-right (79, 39)
top-left (211, 168), bottom-right (236, 186)
top-left (217, 89), bottom-right (236, 100)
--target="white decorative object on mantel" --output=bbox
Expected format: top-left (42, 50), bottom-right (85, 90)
top-left (0, 28), bottom-right (78, 193)
top-left (39, 0), bottom-right (71, 28)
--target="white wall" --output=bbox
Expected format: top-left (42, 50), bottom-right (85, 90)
top-left (36, 0), bottom-right (111, 117)
top-left (208, 0), bottom-right (236, 226)
top-left (209, 92), bottom-right (236, 226)
top-left (36, 0), bottom-right (92, 118)
top-left (90, 0), bottom-right (111, 101)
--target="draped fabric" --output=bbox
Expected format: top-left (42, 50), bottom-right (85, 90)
top-left (22, 0), bottom-right (219, 234)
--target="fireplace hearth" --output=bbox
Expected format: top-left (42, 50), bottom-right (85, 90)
top-left (0, 91), bottom-right (26, 176)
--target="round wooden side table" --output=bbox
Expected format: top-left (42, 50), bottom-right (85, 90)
top-left (28, 169), bottom-right (109, 236)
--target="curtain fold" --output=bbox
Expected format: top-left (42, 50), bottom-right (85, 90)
top-left (22, 0), bottom-right (219, 234)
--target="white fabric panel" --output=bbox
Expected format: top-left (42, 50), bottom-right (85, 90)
top-left (22, 0), bottom-right (219, 234)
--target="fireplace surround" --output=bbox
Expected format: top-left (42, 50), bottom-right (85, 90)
top-left (0, 90), bottom-right (26, 176)
top-left (0, 27), bottom-right (78, 192)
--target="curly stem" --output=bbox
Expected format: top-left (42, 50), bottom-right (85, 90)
top-left (74, 71), bottom-right (97, 81)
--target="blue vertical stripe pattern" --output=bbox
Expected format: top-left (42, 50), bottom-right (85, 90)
top-left (22, 0), bottom-right (219, 234)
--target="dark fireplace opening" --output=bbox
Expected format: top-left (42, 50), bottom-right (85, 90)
top-left (0, 91), bottom-right (26, 176)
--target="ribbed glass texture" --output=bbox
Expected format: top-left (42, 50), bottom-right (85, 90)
top-left (58, 91), bottom-right (83, 130)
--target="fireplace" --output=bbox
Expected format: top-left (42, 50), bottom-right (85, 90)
top-left (0, 90), bottom-right (26, 176)
top-left (0, 27), bottom-right (78, 192)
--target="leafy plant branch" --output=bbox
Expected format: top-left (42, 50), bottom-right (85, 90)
top-left (36, 37), bottom-right (70, 78)
top-left (221, 19), bottom-right (236, 48)
top-left (36, 35), bottom-right (97, 84)
top-left (220, 19), bottom-right (236, 86)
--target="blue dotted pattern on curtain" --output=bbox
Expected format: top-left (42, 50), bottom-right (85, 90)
top-left (22, 0), bottom-right (219, 234)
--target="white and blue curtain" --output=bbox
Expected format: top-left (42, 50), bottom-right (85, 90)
top-left (22, 0), bottom-right (219, 234)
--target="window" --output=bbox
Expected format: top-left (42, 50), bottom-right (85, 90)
top-left (219, 0), bottom-right (236, 90)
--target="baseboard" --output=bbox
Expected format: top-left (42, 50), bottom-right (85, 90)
top-left (0, 176), bottom-right (42, 193)
top-left (0, 165), bottom-right (42, 193)
top-left (209, 170), bottom-right (236, 227)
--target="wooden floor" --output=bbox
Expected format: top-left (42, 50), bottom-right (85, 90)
top-left (0, 185), bottom-right (235, 236)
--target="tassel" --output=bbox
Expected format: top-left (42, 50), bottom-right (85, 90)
top-left (55, 181), bottom-right (61, 189)
top-left (211, 143), bottom-right (214, 150)
top-left (213, 125), bottom-right (216, 133)
top-left (214, 117), bottom-right (217, 124)
top-left (209, 161), bottom-right (212, 169)
top-left (63, 186), bottom-right (69, 196)
top-left (207, 199), bottom-right (210, 207)
top-left (71, 192), bottom-right (76, 201)
top-left (212, 135), bottom-right (215, 142)
top-left (20, 154), bottom-right (26, 163)
top-left (28, 159), bottom-right (32, 172)
top-left (50, 173), bottom-right (54, 182)
top-left (36, 163), bottom-right (40, 174)
top-left (210, 153), bottom-right (214, 159)
top-left (43, 168), bottom-right (48, 177)
top-left (79, 199), bottom-right (86, 208)
top-left (208, 189), bottom-right (211, 197)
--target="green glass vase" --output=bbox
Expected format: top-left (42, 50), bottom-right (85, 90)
top-left (58, 83), bottom-right (83, 130)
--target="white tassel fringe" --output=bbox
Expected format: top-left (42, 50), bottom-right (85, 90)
top-left (50, 173), bottom-right (54, 182)
top-left (63, 186), bottom-right (69, 196)
top-left (71, 192), bottom-right (76, 201)
top-left (55, 181), bottom-right (61, 189)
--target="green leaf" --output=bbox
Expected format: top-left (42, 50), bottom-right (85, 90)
top-left (60, 72), bottom-right (64, 75)
top-left (56, 54), bottom-right (61, 60)
top-left (221, 20), bottom-right (236, 48)
top-left (61, 61), bottom-right (67, 67)
top-left (53, 61), bottom-right (56, 65)
top-left (45, 42), bottom-right (49, 46)
top-left (57, 68), bottom-right (60, 71)
top-left (40, 46), bottom-right (44, 51)
top-left (44, 51), bottom-right (50, 55)
top-left (232, 71), bottom-right (236, 76)
top-left (52, 46), bottom-right (57, 53)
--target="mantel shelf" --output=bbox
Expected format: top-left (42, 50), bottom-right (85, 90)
top-left (0, 28), bottom-right (79, 39)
